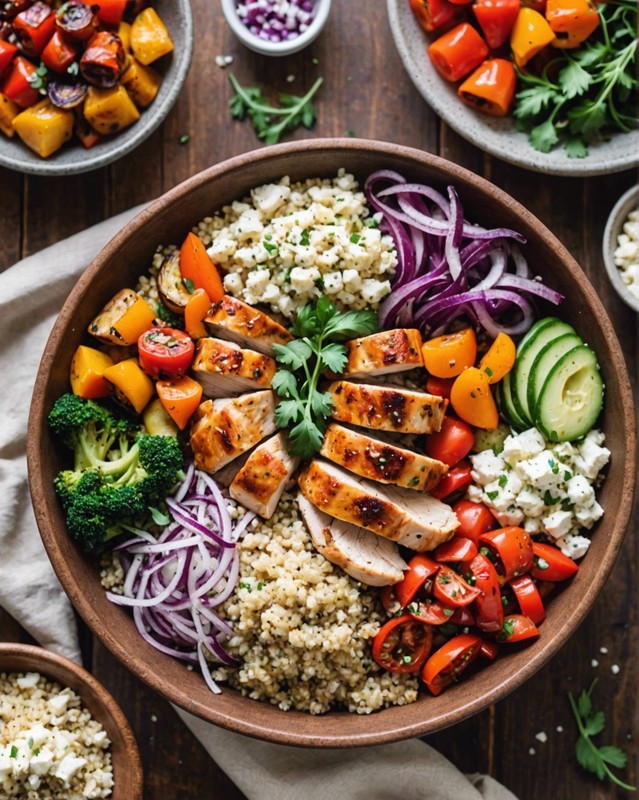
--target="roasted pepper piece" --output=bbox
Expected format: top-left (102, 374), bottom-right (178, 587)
top-left (156, 375), bottom-right (203, 430)
top-left (41, 30), bottom-right (78, 73)
top-left (70, 345), bottom-right (115, 398)
top-left (510, 7), bottom-right (555, 67)
top-left (103, 358), bottom-right (155, 414)
top-left (1, 56), bottom-right (40, 108)
top-left (95, 0), bottom-right (128, 26)
top-left (545, 0), bottom-right (599, 47)
top-left (410, 0), bottom-right (460, 31)
top-left (0, 91), bottom-right (19, 137)
top-left (450, 366), bottom-right (499, 429)
top-left (458, 58), bottom-right (517, 117)
top-left (130, 7), bottom-right (173, 65)
top-left (472, 0), bottom-right (521, 48)
top-left (428, 22), bottom-right (490, 82)
top-left (117, 20), bottom-right (132, 52)
top-left (13, 2), bottom-right (56, 57)
top-left (83, 83), bottom-right (140, 134)
top-left (184, 288), bottom-right (212, 340)
top-left (180, 232), bottom-right (225, 302)
top-left (88, 288), bottom-right (156, 345)
top-left (12, 98), bottom-right (74, 157)
top-left (80, 30), bottom-right (126, 88)
top-left (121, 57), bottom-right (161, 107)
top-left (0, 40), bottom-right (18, 76)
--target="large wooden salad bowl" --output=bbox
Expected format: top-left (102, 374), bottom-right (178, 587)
top-left (27, 139), bottom-right (636, 746)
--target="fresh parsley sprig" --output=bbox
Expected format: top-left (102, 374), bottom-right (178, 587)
top-left (228, 73), bottom-right (323, 145)
top-left (272, 296), bottom-right (378, 459)
top-left (568, 677), bottom-right (636, 791)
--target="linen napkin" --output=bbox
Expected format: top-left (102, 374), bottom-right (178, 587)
top-left (0, 211), bottom-right (517, 800)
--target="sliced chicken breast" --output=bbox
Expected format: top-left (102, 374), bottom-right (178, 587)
top-left (297, 494), bottom-right (407, 586)
top-left (320, 423), bottom-right (448, 492)
top-left (189, 390), bottom-right (276, 474)
top-left (298, 460), bottom-right (459, 552)
top-left (343, 328), bottom-right (424, 379)
top-left (230, 432), bottom-right (299, 519)
top-left (327, 380), bottom-right (447, 435)
top-left (191, 337), bottom-right (276, 397)
top-left (204, 295), bottom-right (293, 355)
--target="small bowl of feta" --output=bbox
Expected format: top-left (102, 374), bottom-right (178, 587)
top-left (602, 184), bottom-right (639, 314)
top-left (0, 643), bottom-right (142, 800)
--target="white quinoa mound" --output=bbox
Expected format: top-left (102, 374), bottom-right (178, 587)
top-left (0, 672), bottom-right (113, 799)
top-left (213, 493), bottom-right (418, 715)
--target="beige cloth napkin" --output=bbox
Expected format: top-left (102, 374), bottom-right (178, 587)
top-left (0, 210), bottom-right (517, 800)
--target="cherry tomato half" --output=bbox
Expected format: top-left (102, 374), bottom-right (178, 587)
top-left (468, 552), bottom-right (504, 634)
top-left (426, 375), bottom-right (455, 399)
top-left (379, 584), bottom-right (403, 616)
top-left (138, 327), bottom-right (195, 379)
top-left (509, 575), bottom-right (545, 625)
top-left (478, 639), bottom-right (500, 660)
top-left (408, 597), bottom-right (454, 625)
top-left (531, 541), bottom-right (579, 582)
top-left (372, 615), bottom-right (433, 673)
top-left (432, 564), bottom-right (481, 607)
top-left (421, 633), bottom-right (482, 695)
top-left (425, 416), bottom-right (475, 467)
top-left (479, 526), bottom-right (534, 582)
top-left (498, 614), bottom-right (539, 643)
top-left (452, 499), bottom-right (498, 544)
top-left (395, 554), bottom-right (439, 608)
top-left (430, 460), bottom-right (472, 500)
top-left (433, 536), bottom-right (478, 563)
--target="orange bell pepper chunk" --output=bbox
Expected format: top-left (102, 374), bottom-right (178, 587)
top-left (422, 328), bottom-right (477, 378)
top-left (184, 288), bottom-right (212, 340)
top-left (545, 0), bottom-right (599, 48)
top-left (478, 332), bottom-right (516, 383)
top-left (458, 58), bottom-right (517, 117)
top-left (450, 367), bottom-right (499, 429)
top-left (510, 7), bottom-right (554, 67)
top-left (428, 23), bottom-right (489, 82)
top-left (180, 232), bottom-right (225, 303)
top-left (70, 345), bottom-right (114, 399)
top-left (103, 358), bottom-right (155, 414)
top-left (157, 375), bottom-right (203, 430)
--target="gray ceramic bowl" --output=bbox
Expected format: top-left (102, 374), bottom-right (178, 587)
top-left (0, 0), bottom-right (193, 177)
top-left (602, 184), bottom-right (639, 313)
top-left (387, 0), bottom-right (639, 176)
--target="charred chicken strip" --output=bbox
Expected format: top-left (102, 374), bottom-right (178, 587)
top-left (191, 337), bottom-right (276, 397)
top-left (343, 328), bottom-right (424, 379)
top-left (204, 295), bottom-right (293, 355)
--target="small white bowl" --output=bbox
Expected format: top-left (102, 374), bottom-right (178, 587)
top-left (220, 0), bottom-right (331, 56)
top-left (602, 184), bottom-right (639, 313)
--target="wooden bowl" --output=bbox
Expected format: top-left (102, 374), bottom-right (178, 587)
top-left (27, 139), bottom-right (636, 747)
top-left (0, 642), bottom-right (142, 799)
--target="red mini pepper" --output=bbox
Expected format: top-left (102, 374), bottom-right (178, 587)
top-left (12, 2), bottom-right (56, 58)
top-left (409, 0), bottom-right (460, 33)
top-left (0, 40), bottom-right (17, 77)
top-left (428, 22), bottom-right (490, 83)
top-left (458, 58), bottom-right (517, 117)
top-left (1, 55), bottom-right (40, 107)
top-left (472, 0), bottom-right (521, 47)
top-left (94, 0), bottom-right (128, 26)
top-left (41, 30), bottom-right (78, 73)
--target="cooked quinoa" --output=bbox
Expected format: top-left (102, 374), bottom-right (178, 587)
top-left (0, 672), bottom-right (113, 799)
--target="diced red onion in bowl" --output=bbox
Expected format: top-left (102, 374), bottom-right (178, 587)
top-left (236, 0), bottom-right (315, 42)
top-left (106, 463), bottom-right (255, 694)
top-left (365, 170), bottom-right (564, 338)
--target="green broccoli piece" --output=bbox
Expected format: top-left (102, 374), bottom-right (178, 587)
top-left (49, 394), bottom-right (184, 554)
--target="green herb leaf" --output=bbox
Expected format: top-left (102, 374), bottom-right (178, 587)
top-left (322, 307), bottom-right (379, 341)
top-left (271, 370), bottom-right (298, 399)
top-left (274, 399), bottom-right (303, 428)
top-left (310, 390), bottom-right (334, 418)
top-left (320, 342), bottom-right (348, 374)
top-left (273, 339), bottom-right (314, 371)
top-left (288, 418), bottom-right (325, 458)
top-left (598, 745), bottom-right (628, 769)
top-left (583, 710), bottom-right (606, 737)
top-left (559, 59), bottom-right (593, 99)
top-left (10, 745), bottom-right (18, 758)
top-left (149, 506), bottom-right (170, 526)
top-left (182, 278), bottom-right (195, 294)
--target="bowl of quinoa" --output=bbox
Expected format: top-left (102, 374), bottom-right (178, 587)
top-left (0, 643), bottom-right (142, 800)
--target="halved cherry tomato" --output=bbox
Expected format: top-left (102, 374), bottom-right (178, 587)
top-left (449, 605), bottom-right (476, 626)
top-left (180, 232), bottom-right (225, 302)
top-left (156, 375), bottom-right (203, 430)
top-left (433, 536), bottom-right (478, 563)
top-left (479, 526), bottom-right (534, 582)
top-left (498, 614), bottom-right (539, 643)
top-left (430, 460), bottom-right (472, 500)
top-left (0, 41), bottom-right (18, 76)
top-left (426, 375), bottom-right (455, 399)
top-left (478, 332), bottom-right (516, 383)
top-left (422, 633), bottom-right (482, 695)
top-left (432, 564), bottom-right (481, 607)
top-left (450, 366), bottom-right (499, 429)
top-left (478, 639), bottom-right (500, 660)
top-left (380, 584), bottom-right (402, 615)
top-left (372, 615), bottom-right (433, 673)
top-left (472, 0), bottom-right (521, 48)
top-left (452, 499), bottom-right (498, 544)
top-left (1, 56), bottom-right (40, 107)
top-left (425, 416), bottom-right (474, 467)
top-left (408, 597), bottom-right (453, 625)
top-left (184, 287), bottom-right (211, 340)
top-left (531, 541), bottom-right (579, 581)
top-left (468, 552), bottom-right (503, 634)
top-left (395, 553), bottom-right (439, 608)
top-left (428, 23), bottom-right (490, 83)
top-left (421, 328), bottom-right (477, 378)
top-left (409, 0), bottom-right (460, 32)
top-left (509, 574), bottom-right (545, 624)
top-left (138, 327), bottom-right (195, 379)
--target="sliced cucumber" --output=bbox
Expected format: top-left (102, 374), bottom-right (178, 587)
top-left (511, 317), bottom-right (576, 425)
top-left (535, 344), bottom-right (604, 442)
top-left (498, 371), bottom-right (529, 430)
top-left (527, 332), bottom-right (583, 419)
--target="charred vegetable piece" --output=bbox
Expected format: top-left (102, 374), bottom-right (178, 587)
top-left (510, 7), bottom-right (554, 67)
top-left (70, 345), bottom-right (115, 399)
top-left (12, 98), bottom-right (74, 156)
top-left (48, 79), bottom-right (87, 109)
top-left (41, 29), bottom-right (78, 73)
top-left (88, 288), bottom-right (156, 345)
top-left (138, 327), bottom-right (195, 379)
top-left (0, 91), bottom-right (19, 136)
top-left (157, 250), bottom-right (191, 313)
top-left (80, 30), bottom-right (125, 88)
top-left (2, 54), bottom-right (40, 108)
top-left (0, 40), bottom-right (17, 75)
top-left (130, 7), bottom-right (173, 65)
top-left (102, 357), bottom-right (155, 414)
top-left (55, 1), bottom-right (98, 41)
top-left (458, 58), bottom-right (516, 117)
top-left (13, 1), bottom-right (55, 57)
top-left (94, 0), bottom-right (128, 26)
top-left (83, 83), bottom-right (140, 133)
top-left (0, 1), bottom-right (33, 22)
top-left (545, 0), bottom-right (599, 48)
top-left (74, 110), bottom-right (101, 148)
top-left (121, 57), bottom-right (161, 107)
top-left (428, 22), bottom-right (489, 82)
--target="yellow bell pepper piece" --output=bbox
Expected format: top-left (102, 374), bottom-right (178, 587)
top-left (510, 7), bottom-right (555, 67)
top-left (546, 0), bottom-right (599, 48)
top-left (88, 288), bottom-right (157, 346)
top-left (0, 92), bottom-right (19, 138)
top-left (83, 84), bottom-right (140, 136)
top-left (478, 332), bottom-right (516, 384)
top-left (118, 20), bottom-right (132, 52)
top-left (103, 358), bottom-right (155, 414)
top-left (130, 8), bottom-right (174, 65)
top-left (121, 58), bottom-right (162, 108)
top-left (12, 99), bottom-right (74, 158)
top-left (450, 367), bottom-right (499, 430)
top-left (70, 345), bottom-right (115, 399)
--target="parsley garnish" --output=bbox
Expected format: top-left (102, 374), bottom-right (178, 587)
top-left (408, 476), bottom-right (419, 487)
top-left (498, 474), bottom-right (508, 488)
top-left (568, 678), bottom-right (636, 791)
top-left (182, 277), bottom-right (195, 294)
top-left (228, 73), bottom-right (323, 145)
top-left (486, 490), bottom-right (499, 500)
top-left (544, 490), bottom-right (560, 505)
top-left (10, 745), bottom-right (18, 758)
top-left (271, 296), bottom-right (378, 458)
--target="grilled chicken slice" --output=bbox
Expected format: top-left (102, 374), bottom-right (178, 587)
top-left (320, 423), bottom-right (448, 492)
top-left (298, 460), bottom-right (459, 551)
top-left (191, 337), bottom-right (276, 397)
top-left (297, 494), bottom-right (407, 586)
top-left (189, 390), bottom-right (276, 474)
top-left (343, 328), bottom-right (424, 379)
top-left (327, 380), bottom-right (447, 435)
top-left (230, 432), bottom-right (299, 519)
top-left (204, 295), bottom-right (293, 355)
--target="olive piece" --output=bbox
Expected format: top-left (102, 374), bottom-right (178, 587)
top-left (48, 79), bottom-right (88, 109)
top-left (55, 1), bottom-right (98, 41)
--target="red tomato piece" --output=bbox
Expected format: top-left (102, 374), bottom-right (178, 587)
top-left (498, 614), bottom-right (539, 643)
top-left (432, 564), bottom-right (481, 607)
top-left (137, 327), bottom-right (195, 379)
top-left (379, 584), bottom-right (403, 616)
top-left (372, 615), bottom-right (433, 673)
top-left (425, 416), bottom-right (475, 467)
top-left (408, 597), bottom-right (454, 625)
top-left (421, 633), bottom-right (482, 695)
top-left (395, 554), bottom-right (439, 608)
top-left (473, 0), bottom-right (521, 48)
top-left (478, 639), bottom-right (500, 660)
top-left (449, 605), bottom-right (476, 626)
top-left (452, 499), bottom-right (498, 544)
top-left (41, 30), bottom-right (78, 73)
top-left (531, 542), bottom-right (579, 581)
top-left (94, 0), bottom-right (128, 25)
top-left (433, 536), bottom-right (478, 563)
top-left (479, 526), bottom-right (534, 582)
top-left (509, 574), bottom-right (545, 625)
top-left (426, 375), bottom-right (455, 399)
top-left (430, 460), bottom-right (472, 500)
top-left (468, 552), bottom-right (504, 634)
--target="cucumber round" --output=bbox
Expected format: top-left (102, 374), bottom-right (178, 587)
top-left (497, 371), bottom-right (529, 430)
top-left (535, 344), bottom-right (604, 442)
top-left (527, 332), bottom-right (583, 419)
top-left (511, 317), bottom-right (575, 425)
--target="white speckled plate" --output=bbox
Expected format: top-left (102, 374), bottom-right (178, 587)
top-left (388, 0), bottom-right (638, 176)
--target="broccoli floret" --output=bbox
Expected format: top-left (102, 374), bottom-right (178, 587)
top-left (49, 394), bottom-right (184, 554)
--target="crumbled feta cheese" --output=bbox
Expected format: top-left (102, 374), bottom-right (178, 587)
top-left (543, 510), bottom-right (573, 539)
top-left (470, 449), bottom-right (504, 483)
top-left (591, 659), bottom-right (599, 668)
top-left (555, 533), bottom-right (591, 560)
top-left (613, 207), bottom-right (639, 299)
top-left (53, 753), bottom-right (87, 784)
top-left (16, 673), bottom-right (40, 689)
top-left (611, 664), bottom-right (620, 675)
top-left (535, 731), bottom-right (547, 743)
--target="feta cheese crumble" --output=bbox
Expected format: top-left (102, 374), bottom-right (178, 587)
top-left (613, 206), bottom-right (639, 301)
top-left (468, 428), bottom-right (610, 559)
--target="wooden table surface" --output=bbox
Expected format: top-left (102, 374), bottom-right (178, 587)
top-left (0, 2), bottom-right (637, 798)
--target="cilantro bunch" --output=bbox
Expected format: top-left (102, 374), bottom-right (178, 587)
top-left (514, 0), bottom-right (637, 157)
top-left (272, 297), bottom-right (378, 459)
